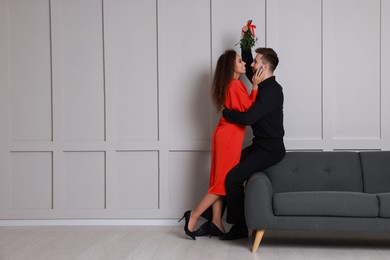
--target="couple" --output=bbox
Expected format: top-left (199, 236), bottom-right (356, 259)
top-left (180, 25), bottom-right (286, 241)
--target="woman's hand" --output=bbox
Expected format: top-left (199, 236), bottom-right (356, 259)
top-left (252, 68), bottom-right (264, 89)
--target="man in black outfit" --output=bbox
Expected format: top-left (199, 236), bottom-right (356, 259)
top-left (220, 28), bottom-right (286, 240)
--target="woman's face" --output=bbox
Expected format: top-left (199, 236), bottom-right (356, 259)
top-left (234, 55), bottom-right (246, 75)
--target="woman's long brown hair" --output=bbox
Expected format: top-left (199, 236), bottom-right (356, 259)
top-left (211, 49), bottom-right (236, 112)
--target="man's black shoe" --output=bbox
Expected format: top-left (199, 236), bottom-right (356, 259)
top-left (220, 224), bottom-right (248, 240)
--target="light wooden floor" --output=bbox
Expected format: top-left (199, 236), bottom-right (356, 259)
top-left (1, 225), bottom-right (390, 260)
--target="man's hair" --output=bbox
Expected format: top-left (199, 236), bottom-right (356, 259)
top-left (255, 47), bottom-right (279, 72)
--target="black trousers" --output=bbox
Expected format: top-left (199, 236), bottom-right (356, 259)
top-left (201, 140), bottom-right (285, 226)
top-left (226, 140), bottom-right (285, 225)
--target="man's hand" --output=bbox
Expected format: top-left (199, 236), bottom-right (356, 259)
top-left (241, 25), bottom-right (248, 37)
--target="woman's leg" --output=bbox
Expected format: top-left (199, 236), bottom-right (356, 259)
top-left (212, 197), bottom-right (226, 233)
top-left (188, 193), bottom-right (220, 231)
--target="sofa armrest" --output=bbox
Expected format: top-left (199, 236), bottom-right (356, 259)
top-left (245, 172), bottom-right (274, 230)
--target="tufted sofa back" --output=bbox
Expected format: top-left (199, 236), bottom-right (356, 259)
top-left (359, 151), bottom-right (390, 194)
top-left (264, 152), bottom-right (364, 194)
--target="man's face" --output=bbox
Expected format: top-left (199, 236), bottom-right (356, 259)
top-left (251, 54), bottom-right (264, 72)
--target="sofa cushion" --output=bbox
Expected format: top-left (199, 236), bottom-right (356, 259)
top-left (359, 151), bottom-right (390, 193)
top-left (273, 191), bottom-right (379, 217)
top-left (265, 152), bottom-right (364, 193)
top-left (375, 193), bottom-right (390, 218)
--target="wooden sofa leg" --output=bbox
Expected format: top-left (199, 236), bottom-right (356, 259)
top-left (252, 229), bottom-right (265, 253)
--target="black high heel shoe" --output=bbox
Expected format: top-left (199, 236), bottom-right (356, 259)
top-left (193, 220), bottom-right (212, 237)
top-left (193, 221), bottom-right (225, 238)
top-left (178, 210), bottom-right (196, 240)
top-left (209, 222), bottom-right (225, 238)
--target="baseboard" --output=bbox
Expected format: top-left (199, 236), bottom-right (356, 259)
top-left (0, 219), bottom-right (181, 226)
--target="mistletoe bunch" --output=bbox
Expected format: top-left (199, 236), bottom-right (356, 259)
top-left (238, 20), bottom-right (258, 51)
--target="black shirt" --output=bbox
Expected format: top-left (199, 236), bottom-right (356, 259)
top-left (222, 53), bottom-right (285, 145)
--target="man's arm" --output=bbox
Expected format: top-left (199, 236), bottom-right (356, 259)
top-left (222, 86), bottom-right (281, 125)
top-left (242, 49), bottom-right (254, 83)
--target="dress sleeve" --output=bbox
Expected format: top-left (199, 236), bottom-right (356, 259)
top-left (226, 81), bottom-right (258, 112)
top-left (249, 88), bottom-right (258, 103)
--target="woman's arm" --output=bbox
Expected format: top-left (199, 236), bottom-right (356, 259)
top-left (226, 81), bottom-right (258, 112)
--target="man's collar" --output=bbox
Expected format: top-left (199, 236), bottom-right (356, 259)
top-left (259, 75), bottom-right (275, 87)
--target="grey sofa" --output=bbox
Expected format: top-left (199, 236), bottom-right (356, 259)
top-left (245, 151), bottom-right (390, 253)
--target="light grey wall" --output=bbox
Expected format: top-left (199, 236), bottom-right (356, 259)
top-left (0, 0), bottom-right (389, 219)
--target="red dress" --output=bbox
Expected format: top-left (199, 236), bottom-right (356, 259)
top-left (208, 79), bottom-right (258, 195)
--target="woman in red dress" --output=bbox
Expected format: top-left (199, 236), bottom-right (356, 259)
top-left (179, 49), bottom-right (263, 240)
